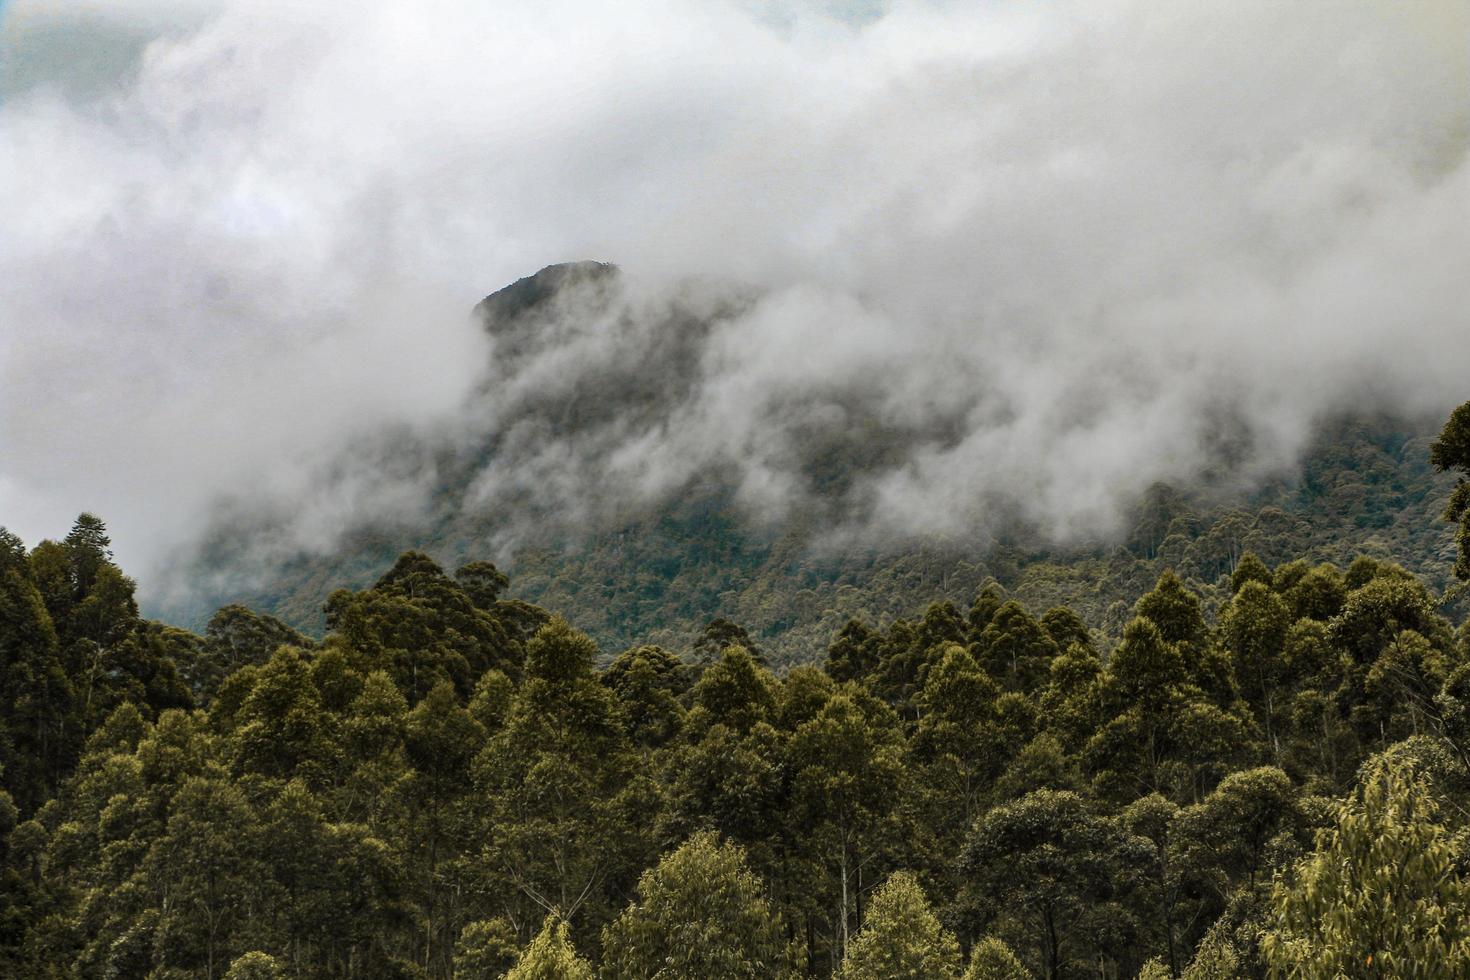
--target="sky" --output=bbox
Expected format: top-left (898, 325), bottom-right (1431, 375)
top-left (0, 0), bottom-right (1467, 600)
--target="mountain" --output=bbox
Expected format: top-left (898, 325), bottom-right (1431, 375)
top-left (160, 264), bottom-right (1464, 666)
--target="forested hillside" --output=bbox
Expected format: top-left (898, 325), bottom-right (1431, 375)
top-left (166, 266), bottom-right (1463, 669)
top-left (4, 404), bottom-right (1470, 978)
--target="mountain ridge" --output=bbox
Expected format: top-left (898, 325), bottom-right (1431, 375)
top-left (154, 266), bottom-right (1464, 666)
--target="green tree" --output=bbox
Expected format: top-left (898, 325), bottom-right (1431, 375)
top-left (788, 688), bottom-right (907, 964)
top-left (912, 644), bottom-right (1002, 832)
top-left (1229, 553), bottom-right (1273, 595)
top-left (62, 513), bottom-right (112, 598)
top-left (960, 789), bottom-right (1147, 979)
top-left (326, 551), bottom-right (519, 701)
top-left (403, 680), bottom-right (485, 975)
top-left (693, 618), bottom-right (763, 665)
top-left (964, 937), bottom-right (1032, 979)
top-left (1170, 766), bottom-right (1305, 958)
top-left (1430, 400), bottom-right (1470, 582)
top-left (836, 871), bottom-right (960, 980)
top-left (601, 832), bottom-right (786, 979)
top-left (455, 917), bottom-right (519, 979)
top-left (198, 604), bottom-right (314, 703)
top-left (602, 645), bottom-right (687, 748)
top-left (1220, 581), bottom-right (1291, 754)
top-left (506, 916), bottom-right (594, 980)
top-left (690, 645), bottom-right (776, 734)
top-left (455, 560), bottom-right (510, 609)
top-left (973, 602), bottom-right (1058, 694)
top-left (224, 951), bottom-right (285, 980)
top-left (229, 646), bottom-right (333, 784)
top-left (1261, 761), bottom-right (1470, 976)
top-left (825, 620), bottom-right (882, 684)
top-left (152, 776), bottom-right (265, 979)
top-left (475, 620), bottom-right (633, 930)
top-left (1136, 571), bottom-right (1206, 647)
top-left (0, 560), bottom-right (72, 810)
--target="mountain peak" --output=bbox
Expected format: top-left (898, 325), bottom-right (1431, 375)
top-left (474, 261), bottom-right (619, 328)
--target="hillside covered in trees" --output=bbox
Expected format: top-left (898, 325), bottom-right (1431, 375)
top-left (4, 404), bottom-right (1470, 978)
top-left (167, 265), bottom-right (1464, 670)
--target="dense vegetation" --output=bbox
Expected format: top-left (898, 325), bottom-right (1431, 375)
top-left (5, 403), bottom-right (1470, 978)
top-left (177, 413), bottom-right (1465, 678)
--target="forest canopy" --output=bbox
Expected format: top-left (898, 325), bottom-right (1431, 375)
top-left (3, 401), bottom-right (1470, 978)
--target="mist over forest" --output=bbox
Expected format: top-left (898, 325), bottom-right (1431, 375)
top-left (3, 0), bottom-right (1467, 608)
top-left (2, 1), bottom-right (1470, 978)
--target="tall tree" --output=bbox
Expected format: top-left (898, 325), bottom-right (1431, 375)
top-left (475, 620), bottom-right (633, 931)
top-left (788, 687), bottom-right (908, 967)
top-left (959, 789), bottom-right (1148, 979)
top-left (1430, 400), bottom-right (1470, 582)
top-left (1262, 761), bottom-right (1470, 975)
top-left (601, 832), bottom-right (787, 979)
top-left (506, 917), bottom-right (594, 980)
top-left (836, 871), bottom-right (961, 980)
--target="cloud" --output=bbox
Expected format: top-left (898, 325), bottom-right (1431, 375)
top-left (0, 0), bottom-right (1466, 600)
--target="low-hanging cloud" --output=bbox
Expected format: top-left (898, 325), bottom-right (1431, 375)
top-left (1, 0), bottom-right (1466, 603)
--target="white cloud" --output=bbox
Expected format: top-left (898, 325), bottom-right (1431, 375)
top-left (0, 0), bottom-right (1466, 598)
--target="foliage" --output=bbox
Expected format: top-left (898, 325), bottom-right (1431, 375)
top-left (506, 917), bottom-right (594, 980)
top-left (601, 831), bottom-right (788, 979)
top-left (3, 401), bottom-right (1470, 978)
top-left (1261, 760), bottom-right (1470, 977)
top-left (964, 937), bottom-right (1032, 980)
top-left (836, 871), bottom-right (961, 980)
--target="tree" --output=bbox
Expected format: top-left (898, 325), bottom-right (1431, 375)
top-left (1330, 575), bottom-right (1447, 666)
top-left (660, 720), bottom-right (784, 864)
top-left (826, 620), bottom-right (882, 684)
top-left (911, 645), bottom-right (1002, 833)
top-left (694, 618), bottom-right (763, 664)
top-left (1281, 563), bottom-right (1346, 622)
top-left (1229, 553), bottom-right (1272, 595)
top-left (602, 645), bottom-right (687, 748)
top-left (229, 646), bottom-right (332, 784)
top-left (456, 560), bottom-right (510, 609)
top-left (960, 790), bottom-right (1147, 979)
top-left (1134, 961), bottom-right (1171, 980)
top-left (339, 669), bottom-right (409, 823)
top-left (403, 680), bottom-right (485, 975)
top-left (601, 832), bottom-right (786, 979)
top-left (973, 602), bottom-right (1058, 694)
top-left (836, 871), bottom-right (960, 980)
top-left (1038, 608), bottom-right (1093, 657)
top-left (1430, 400), bottom-right (1470, 581)
top-left (455, 917), bottom-right (519, 978)
top-left (151, 776), bottom-right (265, 979)
top-left (1086, 619), bottom-right (1188, 799)
top-left (224, 951), bottom-right (285, 980)
top-left (326, 550), bottom-right (520, 700)
top-left (1261, 761), bottom-right (1470, 976)
top-left (63, 513), bottom-right (112, 598)
top-left (788, 688), bottom-right (908, 965)
top-left (968, 584), bottom-right (1007, 635)
top-left (1220, 581), bottom-right (1291, 753)
top-left (1136, 571), bottom-right (1205, 647)
top-left (475, 620), bottom-right (634, 929)
top-left (0, 561), bottom-right (72, 810)
top-left (1170, 766), bottom-right (1304, 946)
top-left (1119, 793), bottom-right (1189, 976)
top-left (198, 605), bottom-right (313, 702)
top-left (964, 937), bottom-right (1032, 980)
top-left (506, 916), bottom-right (594, 980)
top-left (690, 645), bottom-right (776, 734)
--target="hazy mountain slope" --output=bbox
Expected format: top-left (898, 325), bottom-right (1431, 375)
top-left (160, 266), bottom-right (1462, 665)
